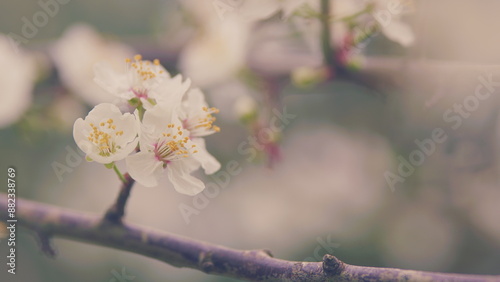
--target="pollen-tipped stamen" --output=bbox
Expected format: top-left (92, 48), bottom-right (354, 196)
top-left (86, 119), bottom-right (123, 157)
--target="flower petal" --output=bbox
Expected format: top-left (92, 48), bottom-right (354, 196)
top-left (93, 62), bottom-right (131, 99)
top-left (183, 88), bottom-right (206, 116)
top-left (72, 118), bottom-right (87, 150)
top-left (191, 138), bottom-right (221, 175)
top-left (141, 103), bottom-right (179, 135)
top-left (126, 152), bottom-right (164, 187)
top-left (167, 161), bottom-right (205, 196)
top-left (381, 21), bottom-right (415, 47)
top-left (152, 75), bottom-right (191, 111)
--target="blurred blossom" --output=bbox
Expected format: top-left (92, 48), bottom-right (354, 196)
top-left (234, 0), bottom-right (282, 22)
top-left (330, 0), bottom-right (415, 47)
top-left (179, 0), bottom-right (250, 88)
top-left (179, 17), bottom-right (249, 88)
top-left (248, 21), bottom-right (323, 75)
top-left (234, 94), bottom-right (258, 121)
top-left (289, 0), bottom-right (414, 64)
top-left (51, 24), bottom-right (134, 106)
top-left (382, 204), bottom-right (460, 271)
top-left (49, 95), bottom-right (86, 132)
top-left (371, 0), bottom-right (415, 46)
top-left (248, 0), bottom-right (414, 75)
top-left (208, 80), bottom-right (257, 121)
top-left (238, 0), bottom-right (310, 21)
top-left (0, 34), bottom-right (36, 128)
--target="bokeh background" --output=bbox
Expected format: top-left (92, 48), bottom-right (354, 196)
top-left (1, 0), bottom-right (500, 281)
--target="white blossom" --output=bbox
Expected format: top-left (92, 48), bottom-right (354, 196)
top-left (51, 24), bottom-right (134, 106)
top-left (73, 103), bottom-right (139, 164)
top-left (333, 0), bottom-right (415, 47)
top-left (234, 94), bottom-right (258, 120)
top-left (238, 0), bottom-right (311, 21)
top-left (94, 54), bottom-right (190, 109)
top-left (180, 89), bottom-right (221, 138)
top-left (50, 95), bottom-right (86, 132)
top-left (179, 19), bottom-right (248, 88)
top-left (291, 0), bottom-right (415, 54)
top-left (0, 34), bottom-right (36, 128)
top-left (178, 88), bottom-right (221, 174)
top-left (179, 1), bottom-right (250, 87)
top-left (126, 104), bottom-right (208, 195)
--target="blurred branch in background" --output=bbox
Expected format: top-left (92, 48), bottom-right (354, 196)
top-left (1, 193), bottom-right (498, 281)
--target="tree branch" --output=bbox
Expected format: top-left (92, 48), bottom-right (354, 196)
top-left (103, 173), bottom-right (135, 224)
top-left (2, 194), bottom-right (497, 281)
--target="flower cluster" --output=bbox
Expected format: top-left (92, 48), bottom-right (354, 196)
top-left (73, 55), bottom-right (221, 195)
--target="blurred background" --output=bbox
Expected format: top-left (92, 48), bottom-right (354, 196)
top-left (1, 0), bottom-right (500, 281)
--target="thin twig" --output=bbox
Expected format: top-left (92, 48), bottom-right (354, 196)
top-left (0, 193), bottom-right (497, 281)
top-left (112, 164), bottom-right (127, 184)
top-left (103, 173), bottom-right (135, 224)
top-left (35, 230), bottom-right (56, 258)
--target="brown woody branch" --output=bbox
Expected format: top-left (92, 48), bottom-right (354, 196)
top-left (1, 194), bottom-right (497, 281)
top-left (103, 173), bottom-right (135, 224)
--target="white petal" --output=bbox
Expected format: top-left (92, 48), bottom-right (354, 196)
top-left (381, 21), bottom-right (415, 47)
top-left (114, 112), bottom-right (140, 142)
top-left (72, 118), bottom-right (87, 151)
top-left (0, 35), bottom-right (35, 128)
top-left (112, 136), bottom-right (139, 160)
top-left (239, 0), bottom-right (281, 22)
top-left (141, 103), bottom-right (178, 134)
top-left (153, 75), bottom-right (191, 110)
top-left (191, 138), bottom-right (221, 175)
top-left (89, 102), bottom-right (122, 117)
top-left (167, 161), bottom-right (205, 196)
top-left (282, 0), bottom-right (310, 18)
top-left (140, 98), bottom-right (156, 111)
top-left (185, 88), bottom-right (207, 113)
top-left (178, 18), bottom-right (248, 88)
top-left (142, 66), bottom-right (171, 91)
top-left (93, 62), bottom-right (131, 98)
top-left (51, 24), bottom-right (134, 105)
top-left (126, 152), bottom-right (164, 187)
